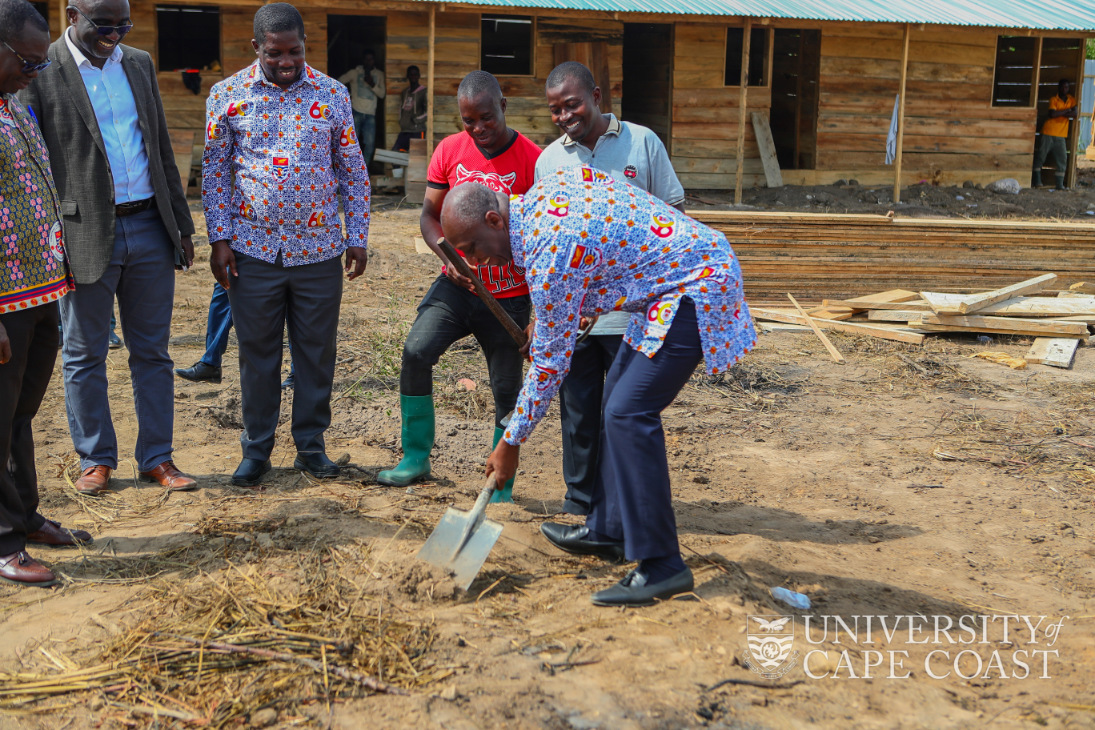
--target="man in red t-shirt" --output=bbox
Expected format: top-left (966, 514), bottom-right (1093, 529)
top-left (378, 71), bottom-right (541, 501)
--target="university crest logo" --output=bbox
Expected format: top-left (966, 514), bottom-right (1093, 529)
top-left (743, 615), bottom-right (799, 679)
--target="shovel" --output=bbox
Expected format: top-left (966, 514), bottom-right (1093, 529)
top-left (416, 474), bottom-right (503, 590)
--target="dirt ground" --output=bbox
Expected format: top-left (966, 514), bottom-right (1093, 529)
top-left (1, 185), bottom-right (1094, 730)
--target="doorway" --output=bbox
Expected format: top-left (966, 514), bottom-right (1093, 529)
top-left (327, 15), bottom-right (387, 171)
top-left (769, 29), bottom-right (820, 170)
top-left (621, 23), bottom-right (673, 148)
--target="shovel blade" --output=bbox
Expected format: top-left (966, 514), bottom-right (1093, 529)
top-left (417, 506), bottom-right (503, 591)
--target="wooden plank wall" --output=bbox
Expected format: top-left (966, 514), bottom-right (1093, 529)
top-left (115, 2), bottom-right (1087, 192)
top-left (805, 22), bottom-right (1035, 187)
top-left (671, 23), bottom-right (769, 189)
top-left (384, 10), bottom-right (622, 151)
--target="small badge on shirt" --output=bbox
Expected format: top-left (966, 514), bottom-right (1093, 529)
top-left (308, 102), bottom-right (330, 121)
top-left (645, 298), bottom-right (678, 340)
top-left (49, 221), bottom-right (65, 262)
top-left (546, 195), bottom-right (570, 218)
top-left (271, 155), bottom-right (290, 182)
top-left (238, 200), bottom-right (257, 220)
top-left (650, 214), bottom-right (676, 239)
top-left (0, 99), bottom-right (14, 127)
top-left (624, 164), bottom-right (638, 179)
top-left (307, 210), bottom-right (326, 227)
top-left (339, 126), bottom-right (357, 147)
top-left (226, 101), bottom-right (248, 118)
top-left (567, 243), bottom-right (601, 270)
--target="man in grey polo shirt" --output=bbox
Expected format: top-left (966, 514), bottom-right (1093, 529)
top-left (535, 61), bottom-right (685, 517)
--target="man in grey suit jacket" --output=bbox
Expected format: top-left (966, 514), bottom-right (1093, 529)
top-left (20, 0), bottom-right (197, 495)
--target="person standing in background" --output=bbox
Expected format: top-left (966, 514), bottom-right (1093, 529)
top-left (392, 64), bottom-right (426, 152)
top-left (338, 46), bottom-right (384, 169)
top-left (1032, 78), bottom-right (1077, 191)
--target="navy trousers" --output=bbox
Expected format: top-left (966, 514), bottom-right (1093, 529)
top-left (200, 283), bottom-right (233, 368)
top-left (587, 299), bottom-right (702, 562)
top-left (61, 208), bottom-right (176, 472)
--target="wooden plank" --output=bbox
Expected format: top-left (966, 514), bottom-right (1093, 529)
top-left (918, 323), bottom-right (1088, 339)
top-left (919, 314), bottom-right (1088, 336)
top-left (1070, 282), bottom-right (1095, 294)
top-left (752, 308), bottom-right (925, 344)
top-left (426, 6), bottom-right (436, 158)
top-left (903, 294), bottom-right (1095, 317)
top-left (788, 294), bottom-right (845, 363)
top-left (868, 310), bottom-right (926, 322)
top-left (1025, 338), bottom-right (1079, 368)
top-left (751, 112), bottom-right (783, 188)
top-left (932, 274), bottom-right (1058, 314)
top-left (894, 23), bottom-right (910, 204)
top-left (734, 17), bottom-right (751, 206)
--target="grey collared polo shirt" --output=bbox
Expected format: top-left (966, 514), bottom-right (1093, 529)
top-left (534, 114), bottom-right (685, 334)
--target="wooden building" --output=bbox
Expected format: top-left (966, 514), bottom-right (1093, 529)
top-left (35, 0), bottom-right (1095, 191)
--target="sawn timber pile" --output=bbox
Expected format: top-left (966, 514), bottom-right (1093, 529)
top-left (688, 210), bottom-right (1095, 305)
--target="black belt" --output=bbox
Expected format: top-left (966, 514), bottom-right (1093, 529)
top-left (115, 196), bottom-right (155, 217)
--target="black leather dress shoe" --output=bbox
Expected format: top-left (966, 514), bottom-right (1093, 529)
top-left (294, 452), bottom-right (340, 479)
top-left (591, 568), bottom-right (694, 607)
top-left (176, 361), bottom-right (222, 384)
top-left (540, 522), bottom-right (625, 562)
top-left (232, 458), bottom-right (272, 487)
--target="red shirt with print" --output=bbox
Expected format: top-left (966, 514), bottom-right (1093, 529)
top-left (427, 130), bottom-right (541, 298)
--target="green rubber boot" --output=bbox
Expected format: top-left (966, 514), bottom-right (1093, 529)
top-left (377, 395), bottom-right (434, 487)
top-left (489, 427), bottom-right (516, 503)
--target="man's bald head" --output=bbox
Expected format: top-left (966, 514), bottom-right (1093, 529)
top-left (440, 183), bottom-right (512, 266)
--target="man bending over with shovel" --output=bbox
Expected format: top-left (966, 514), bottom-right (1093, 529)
top-left (441, 167), bottom-right (756, 607)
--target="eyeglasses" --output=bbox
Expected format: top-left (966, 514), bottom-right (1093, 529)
top-left (2, 41), bottom-right (52, 73)
top-left (68, 6), bottom-right (133, 37)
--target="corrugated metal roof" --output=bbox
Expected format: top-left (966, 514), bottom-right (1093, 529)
top-left (422, 0), bottom-right (1095, 31)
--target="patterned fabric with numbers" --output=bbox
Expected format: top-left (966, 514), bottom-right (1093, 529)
top-left (502, 165), bottom-right (756, 445)
top-left (201, 62), bottom-right (369, 267)
top-left (0, 94), bottom-right (74, 312)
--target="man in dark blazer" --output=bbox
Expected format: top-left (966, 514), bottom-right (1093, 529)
top-left (20, 0), bottom-right (197, 495)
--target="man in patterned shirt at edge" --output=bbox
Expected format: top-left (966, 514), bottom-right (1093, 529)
top-left (443, 169), bottom-right (756, 607)
top-left (0, 0), bottom-right (92, 587)
top-left (377, 70), bottom-right (541, 503)
top-left (202, 2), bottom-right (369, 488)
top-left (536, 61), bottom-right (685, 520)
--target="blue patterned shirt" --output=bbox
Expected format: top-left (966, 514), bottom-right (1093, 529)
top-left (503, 165), bottom-right (756, 445)
top-left (201, 63), bottom-right (369, 266)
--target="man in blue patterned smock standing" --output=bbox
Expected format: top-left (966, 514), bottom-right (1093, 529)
top-left (0, 0), bottom-right (92, 587)
top-left (441, 168), bottom-right (756, 607)
top-left (202, 3), bottom-right (369, 487)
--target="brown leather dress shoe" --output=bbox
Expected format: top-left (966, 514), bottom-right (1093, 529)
top-left (139, 460), bottom-right (198, 491)
top-left (0, 551), bottom-right (58, 587)
top-left (27, 518), bottom-right (93, 547)
top-left (74, 465), bottom-right (112, 495)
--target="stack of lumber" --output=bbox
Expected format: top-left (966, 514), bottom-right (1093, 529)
top-left (752, 277), bottom-right (1095, 369)
top-left (688, 210), bottom-right (1095, 304)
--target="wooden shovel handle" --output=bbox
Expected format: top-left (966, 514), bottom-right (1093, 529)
top-left (437, 239), bottom-right (528, 349)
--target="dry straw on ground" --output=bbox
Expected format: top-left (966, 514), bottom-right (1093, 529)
top-left (0, 550), bottom-right (450, 728)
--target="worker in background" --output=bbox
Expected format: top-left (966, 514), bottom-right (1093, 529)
top-left (1032, 78), bottom-right (1077, 191)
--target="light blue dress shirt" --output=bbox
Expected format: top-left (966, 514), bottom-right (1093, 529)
top-left (64, 29), bottom-right (154, 204)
